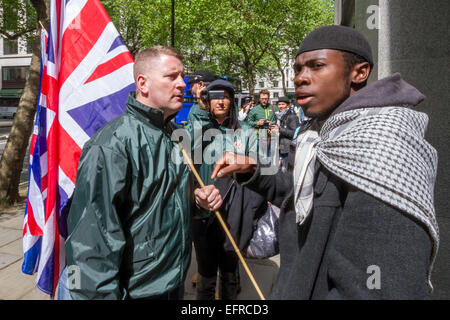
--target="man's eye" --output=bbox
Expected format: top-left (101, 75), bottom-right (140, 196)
top-left (314, 63), bottom-right (324, 68)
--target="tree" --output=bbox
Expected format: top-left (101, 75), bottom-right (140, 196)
top-left (140, 0), bottom-right (333, 97)
top-left (101, 0), bottom-right (144, 56)
top-left (268, 0), bottom-right (334, 95)
top-left (106, 0), bottom-right (333, 97)
top-left (0, 0), bottom-right (37, 45)
top-left (179, 0), bottom-right (285, 96)
top-left (0, 0), bottom-right (49, 206)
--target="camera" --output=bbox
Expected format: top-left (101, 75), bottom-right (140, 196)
top-left (200, 89), bottom-right (227, 102)
top-left (260, 119), bottom-right (273, 129)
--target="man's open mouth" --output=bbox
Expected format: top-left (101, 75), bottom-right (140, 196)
top-left (297, 95), bottom-right (314, 105)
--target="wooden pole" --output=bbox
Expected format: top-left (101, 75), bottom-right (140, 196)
top-left (178, 143), bottom-right (266, 300)
top-left (38, 20), bottom-right (46, 31)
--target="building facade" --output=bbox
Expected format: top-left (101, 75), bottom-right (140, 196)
top-left (0, 36), bottom-right (32, 97)
top-left (240, 54), bottom-right (297, 105)
top-left (252, 63), bottom-right (296, 105)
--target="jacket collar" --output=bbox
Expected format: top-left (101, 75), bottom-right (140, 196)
top-left (209, 114), bottom-right (232, 130)
top-left (126, 92), bottom-right (176, 130)
top-left (258, 103), bottom-right (271, 110)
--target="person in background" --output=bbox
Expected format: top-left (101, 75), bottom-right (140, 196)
top-left (247, 89), bottom-right (278, 129)
top-left (238, 97), bottom-right (255, 122)
top-left (187, 69), bottom-right (217, 125)
top-left (247, 89), bottom-right (279, 157)
top-left (271, 96), bottom-right (300, 170)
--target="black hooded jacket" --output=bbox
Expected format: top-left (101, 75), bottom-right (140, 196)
top-left (277, 107), bottom-right (300, 154)
top-left (236, 73), bottom-right (433, 299)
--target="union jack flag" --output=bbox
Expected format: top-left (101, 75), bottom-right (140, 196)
top-left (22, 0), bottom-right (135, 297)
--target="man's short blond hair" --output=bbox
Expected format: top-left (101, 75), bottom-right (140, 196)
top-left (133, 46), bottom-right (184, 81)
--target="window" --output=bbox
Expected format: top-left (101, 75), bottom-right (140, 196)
top-left (3, 39), bottom-right (18, 55)
top-left (259, 81), bottom-right (264, 88)
top-left (273, 92), bottom-right (279, 98)
top-left (273, 81), bottom-right (278, 88)
top-left (0, 96), bottom-right (20, 107)
top-left (26, 38), bottom-right (35, 54)
top-left (2, 66), bottom-right (29, 89)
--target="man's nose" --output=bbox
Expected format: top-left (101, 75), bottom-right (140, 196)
top-left (294, 68), bottom-right (311, 86)
top-left (177, 75), bottom-right (186, 89)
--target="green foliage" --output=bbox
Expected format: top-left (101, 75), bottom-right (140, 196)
top-left (0, 0), bottom-right (38, 41)
top-left (101, 0), bottom-right (145, 56)
top-left (103, 0), bottom-right (334, 94)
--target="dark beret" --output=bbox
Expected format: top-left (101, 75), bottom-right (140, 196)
top-left (296, 25), bottom-right (373, 67)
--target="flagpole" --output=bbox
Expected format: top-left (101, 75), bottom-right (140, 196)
top-left (177, 142), bottom-right (266, 300)
top-left (38, 20), bottom-right (46, 32)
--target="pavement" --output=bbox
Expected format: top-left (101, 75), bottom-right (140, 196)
top-left (0, 184), bottom-right (280, 300)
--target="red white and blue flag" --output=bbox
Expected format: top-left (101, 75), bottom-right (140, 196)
top-left (22, 0), bottom-right (135, 297)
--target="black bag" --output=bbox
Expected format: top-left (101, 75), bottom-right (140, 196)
top-left (245, 204), bottom-right (280, 259)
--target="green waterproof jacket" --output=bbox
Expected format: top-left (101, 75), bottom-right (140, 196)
top-left (247, 103), bottom-right (279, 128)
top-left (66, 93), bottom-right (192, 300)
top-left (187, 102), bottom-right (210, 126)
top-left (184, 115), bottom-right (258, 219)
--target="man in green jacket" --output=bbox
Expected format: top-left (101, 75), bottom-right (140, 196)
top-left (247, 89), bottom-right (279, 128)
top-left (247, 89), bottom-right (279, 157)
top-left (65, 46), bottom-right (223, 300)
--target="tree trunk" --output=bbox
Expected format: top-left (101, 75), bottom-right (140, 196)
top-left (281, 69), bottom-right (287, 96)
top-left (0, 0), bottom-right (48, 206)
top-left (246, 66), bottom-right (255, 99)
top-left (271, 50), bottom-right (287, 96)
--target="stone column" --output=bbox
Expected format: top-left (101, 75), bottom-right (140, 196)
top-left (355, 0), bottom-right (379, 83)
top-left (379, 0), bottom-right (450, 299)
top-left (336, 0), bottom-right (379, 84)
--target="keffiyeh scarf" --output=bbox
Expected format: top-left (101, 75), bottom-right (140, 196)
top-left (293, 107), bottom-right (439, 290)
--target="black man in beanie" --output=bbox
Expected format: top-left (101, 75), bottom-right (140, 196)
top-left (211, 25), bottom-right (439, 299)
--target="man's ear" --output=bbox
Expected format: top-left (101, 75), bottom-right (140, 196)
top-left (136, 74), bottom-right (149, 95)
top-left (351, 62), bottom-right (371, 85)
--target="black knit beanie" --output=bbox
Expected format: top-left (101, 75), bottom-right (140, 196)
top-left (296, 25), bottom-right (373, 67)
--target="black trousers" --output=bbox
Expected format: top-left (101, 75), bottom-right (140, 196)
top-left (191, 217), bottom-right (238, 278)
